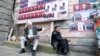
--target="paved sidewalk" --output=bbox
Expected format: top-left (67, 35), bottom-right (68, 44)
top-left (0, 46), bottom-right (95, 56)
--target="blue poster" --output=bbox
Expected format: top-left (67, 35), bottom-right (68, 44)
top-left (20, 0), bottom-right (28, 8)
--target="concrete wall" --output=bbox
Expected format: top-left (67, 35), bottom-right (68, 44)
top-left (0, 0), bottom-right (14, 41)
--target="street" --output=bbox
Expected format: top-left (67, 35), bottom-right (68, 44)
top-left (0, 45), bottom-right (95, 56)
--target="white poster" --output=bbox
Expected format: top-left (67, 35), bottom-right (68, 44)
top-left (58, 0), bottom-right (68, 18)
top-left (78, 22), bottom-right (84, 31)
top-left (52, 1), bottom-right (59, 18)
top-left (59, 0), bottom-right (68, 11)
top-left (45, 2), bottom-right (52, 14)
top-left (52, 1), bottom-right (59, 12)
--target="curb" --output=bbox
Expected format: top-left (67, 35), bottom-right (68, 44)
top-left (3, 41), bottom-right (55, 54)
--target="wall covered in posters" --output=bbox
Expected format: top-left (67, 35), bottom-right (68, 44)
top-left (69, 0), bottom-right (100, 32)
top-left (17, 0), bottom-right (68, 24)
top-left (68, 0), bottom-right (100, 37)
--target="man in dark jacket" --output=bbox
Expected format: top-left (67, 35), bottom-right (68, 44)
top-left (19, 21), bottom-right (44, 54)
top-left (51, 26), bottom-right (69, 55)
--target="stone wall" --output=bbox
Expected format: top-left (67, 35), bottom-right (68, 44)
top-left (0, 0), bottom-right (14, 41)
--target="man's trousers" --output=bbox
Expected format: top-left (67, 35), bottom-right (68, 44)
top-left (20, 36), bottom-right (39, 51)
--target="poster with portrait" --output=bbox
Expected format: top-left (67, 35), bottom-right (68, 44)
top-left (70, 21), bottom-right (94, 31)
top-left (69, 9), bottom-right (95, 32)
top-left (45, 2), bottom-right (52, 14)
top-left (51, 1), bottom-right (59, 18)
top-left (58, 0), bottom-right (68, 18)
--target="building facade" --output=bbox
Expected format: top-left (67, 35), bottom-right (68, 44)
top-left (14, 0), bottom-right (100, 55)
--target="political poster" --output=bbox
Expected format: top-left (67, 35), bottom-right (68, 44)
top-left (18, 0), bottom-right (68, 24)
top-left (20, 0), bottom-right (28, 8)
top-left (58, 0), bottom-right (68, 18)
top-left (69, 9), bottom-right (95, 32)
top-left (44, 0), bottom-right (68, 19)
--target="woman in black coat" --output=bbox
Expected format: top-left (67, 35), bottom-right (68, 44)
top-left (51, 26), bottom-right (69, 55)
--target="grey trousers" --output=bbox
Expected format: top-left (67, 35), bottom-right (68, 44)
top-left (20, 36), bottom-right (39, 51)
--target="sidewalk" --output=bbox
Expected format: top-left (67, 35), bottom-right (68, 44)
top-left (0, 46), bottom-right (95, 56)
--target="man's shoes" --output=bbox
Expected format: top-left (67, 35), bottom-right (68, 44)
top-left (32, 50), bottom-right (36, 56)
top-left (57, 51), bottom-right (67, 55)
top-left (19, 49), bottom-right (26, 54)
top-left (58, 52), bottom-right (66, 55)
